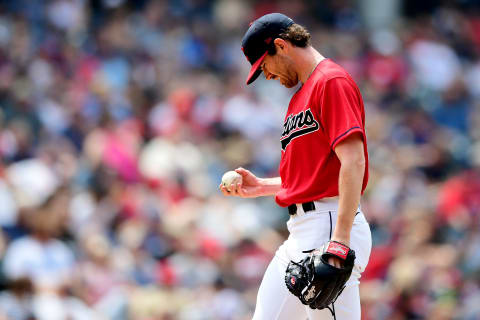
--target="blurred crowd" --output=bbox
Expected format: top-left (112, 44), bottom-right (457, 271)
top-left (0, 0), bottom-right (479, 319)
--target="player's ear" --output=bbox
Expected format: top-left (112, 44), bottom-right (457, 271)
top-left (274, 38), bottom-right (289, 53)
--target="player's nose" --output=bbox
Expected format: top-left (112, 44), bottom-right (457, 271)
top-left (266, 73), bottom-right (276, 80)
top-left (263, 68), bottom-right (274, 80)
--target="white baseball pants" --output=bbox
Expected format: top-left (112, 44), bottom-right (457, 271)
top-left (252, 199), bottom-right (372, 320)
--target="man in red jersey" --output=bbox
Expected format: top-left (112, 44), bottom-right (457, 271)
top-left (220, 13), bottom-right (371, 320)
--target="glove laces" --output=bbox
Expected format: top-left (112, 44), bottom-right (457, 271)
top-left (326, 211), bottom-right (336, 320)
top-left (326, 303), bottom-right (336, 320)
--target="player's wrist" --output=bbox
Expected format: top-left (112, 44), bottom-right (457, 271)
top-left (330, 235), bottom-right (350, 247)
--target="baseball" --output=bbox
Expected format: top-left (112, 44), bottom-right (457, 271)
top-left (221, 171), bottom-right (242, 191)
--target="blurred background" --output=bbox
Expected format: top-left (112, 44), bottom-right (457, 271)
top-left (0, 0), bottom-right (479, 319)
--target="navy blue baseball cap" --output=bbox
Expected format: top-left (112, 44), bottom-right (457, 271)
top-left (241, 13), bottom-right (294, 85)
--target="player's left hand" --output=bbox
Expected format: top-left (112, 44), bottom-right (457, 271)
top-left (284, 241), bottom-right (356, 310)
top-left (328, 256), bottom-right (344, 268)
top-left (328, 238), bottom-right (350, 268)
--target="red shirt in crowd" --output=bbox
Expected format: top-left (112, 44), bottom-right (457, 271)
top-left (275, 59), bottom-right (369, 207)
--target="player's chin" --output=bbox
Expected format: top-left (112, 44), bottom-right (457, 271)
top-left (281, 79), bottom-right (297, 88)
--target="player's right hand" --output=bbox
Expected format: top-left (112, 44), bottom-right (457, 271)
top-left (219, 167), bottom-right (264, 198)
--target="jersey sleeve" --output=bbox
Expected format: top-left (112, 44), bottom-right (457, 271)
top-left (318, 77), bottom-right (365, 149)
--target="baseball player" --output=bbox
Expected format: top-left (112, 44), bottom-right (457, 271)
top-left (220, 13), bottom-right (372, 320)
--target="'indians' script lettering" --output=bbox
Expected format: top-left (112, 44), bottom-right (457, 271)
top-left (280, 108), bottom-right (319, 150)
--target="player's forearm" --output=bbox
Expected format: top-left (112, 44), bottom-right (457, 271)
top-left (258, 177), bottom-right (282, 196)
top-left (332, 159), bottom-right (365, 246)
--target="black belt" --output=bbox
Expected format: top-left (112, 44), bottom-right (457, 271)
top-left (288, 201), bottom-right (315, 215)
top-left (288, 201), bottom-right (361, 216)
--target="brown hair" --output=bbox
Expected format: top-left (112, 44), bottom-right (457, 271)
top-left (268, 23), bottom-right (311, 55)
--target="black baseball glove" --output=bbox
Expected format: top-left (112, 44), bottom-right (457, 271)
top-left (284, 241), bottom-right (355, 310)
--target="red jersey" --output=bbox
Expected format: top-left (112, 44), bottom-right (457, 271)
top-left (275, 59), bottom-right (369, 207)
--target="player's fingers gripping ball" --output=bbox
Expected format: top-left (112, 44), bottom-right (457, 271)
top-left (285, 241), bottom-right (356, 309)
top-left (221, 171), bottom-right (243, 192)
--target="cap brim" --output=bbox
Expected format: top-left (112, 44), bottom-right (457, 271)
top-left (246, 51), bottom-right (268, 85)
